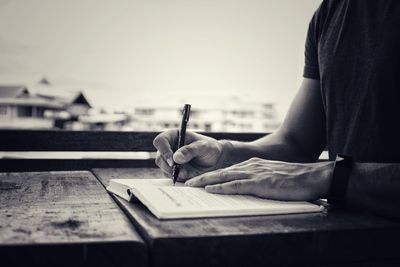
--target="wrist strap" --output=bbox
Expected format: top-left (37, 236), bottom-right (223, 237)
top-left (327, 154), bottom-right (353, 208)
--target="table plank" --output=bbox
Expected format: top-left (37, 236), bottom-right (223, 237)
top-left (0, 171), bottom-right (147, 267)
top-left (94, 168), bottom-right (400, 267)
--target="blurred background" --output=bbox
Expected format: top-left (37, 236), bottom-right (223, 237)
top-left (0, 0), bottom-right (320, 132)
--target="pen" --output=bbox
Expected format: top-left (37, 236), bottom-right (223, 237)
top-left (172, 104), bottom-right (191, 185)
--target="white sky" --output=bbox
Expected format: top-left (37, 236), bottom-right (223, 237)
top-left (0, 0), bottom-right (321, 118)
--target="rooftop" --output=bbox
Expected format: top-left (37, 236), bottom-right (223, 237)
top-left (0, 85), bottom-right (29, 98)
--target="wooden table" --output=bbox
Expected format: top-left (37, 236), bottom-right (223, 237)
top-left (2, 168), bottom-right (400, 267)
top-left (0, 171), bottom-right (147, 267)
top-left (93, 168), bottom-right (400, 267)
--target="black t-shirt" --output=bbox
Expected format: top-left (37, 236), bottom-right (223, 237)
top-left (304, 0), bottom-right (400, 162)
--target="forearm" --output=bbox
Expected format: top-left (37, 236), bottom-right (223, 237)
top-left (217, 79), bottom-right (325, 167)
top-left (346, 162), bottom-right (400, 219)
top-left (218, 131), bottom-right (319, 168)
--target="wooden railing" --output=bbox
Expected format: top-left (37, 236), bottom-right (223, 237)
top-left (0, 130), bottom-right (268, 171)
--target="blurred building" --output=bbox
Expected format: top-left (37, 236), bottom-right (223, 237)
top-left (35, 78), bottom-right (91, 118)
top-left (1, 79), bottom-right (280, 132)
top-left (0, 85), bottom-right (62, 129)
top-left (127, 96), bottom-right (280, 133)
top-left (78, 112), bottom-right (131, 131)
top-left (0, 83), bottom-right (91, 129)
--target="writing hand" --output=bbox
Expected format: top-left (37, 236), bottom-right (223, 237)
top-left (185, 157), bottom-right (335, 201)
top-left (153, 130), bottom-right (227, 181)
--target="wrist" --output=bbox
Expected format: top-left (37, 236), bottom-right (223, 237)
top-left (215, 140), bottom-right (235, 169)
top-left (215, 140), bottom-right (267, 169)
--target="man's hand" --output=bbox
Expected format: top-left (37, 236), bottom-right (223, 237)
top-left (185, 157), bottom-right (335, 201)
top-left (153, 130), bottom-right (228, 181)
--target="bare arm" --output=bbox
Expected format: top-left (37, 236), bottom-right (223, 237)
top-left (220, 78), bottom-right (326, 166)
top-left (153, 78), bottom-right (326, 178)
top-left (154, 79), bottom-right (400, 219)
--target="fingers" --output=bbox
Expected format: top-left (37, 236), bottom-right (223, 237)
top-left (185, 170), bottom-right (251, 187)
top-left (153, 130), bottom-right (177, 166)
top-left (205, 179), bottom-right (254, 195)
top-left (173, 140), bottom-right (210, 164)
top-left (175, 164), bottom-right (204, 182)
top-left (155, 151), bottom-right (172, 177)
top-left (156, 151), bottom-right (205, 181)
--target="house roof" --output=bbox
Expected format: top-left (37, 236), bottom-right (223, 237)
top-left (35, 89), bottom-right (91, 108)
top-left (0, 97), bottom-right (64, 109)
top-left (0, 81), bottom-right (91, 111)
top-left (32, 77), bottom-right (91, 108)
top-left (0, 85), bottom-right (29, 98)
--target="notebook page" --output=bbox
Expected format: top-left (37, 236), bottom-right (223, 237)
top-left (111, 178), bottom-right (176, 188)
top-left (131, 184), bottom-right (321, 216)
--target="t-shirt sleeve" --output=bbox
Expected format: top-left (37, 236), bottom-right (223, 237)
top-left (303, 5), bottom-right (322, 80)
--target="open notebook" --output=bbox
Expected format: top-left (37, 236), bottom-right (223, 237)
top-left (107, 178), bottom-right (323, 219)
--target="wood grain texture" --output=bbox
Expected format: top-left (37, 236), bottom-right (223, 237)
top-left (0, 130), bottom-right (266, 151)
top-left (94, 168), bottom-right (400, 267)
top-left (0, 171), bottom-right (147, 267)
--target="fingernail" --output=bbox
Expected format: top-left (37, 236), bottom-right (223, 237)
top-left (167, 158), bottom-right (174, 167)
top-left (185, 180), bottom-right (193, 186)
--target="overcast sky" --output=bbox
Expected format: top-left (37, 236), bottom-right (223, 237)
top-left (0, 0), bottom-right (321, 117)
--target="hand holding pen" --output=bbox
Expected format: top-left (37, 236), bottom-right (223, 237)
top-left (153, 105), bottom-right (225, 183)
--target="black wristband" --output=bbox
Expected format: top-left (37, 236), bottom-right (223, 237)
top-left (327, 154), bottom-right (353, 208)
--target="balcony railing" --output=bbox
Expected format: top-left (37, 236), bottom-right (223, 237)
top-left (0, 130), bottom-right (268, 172)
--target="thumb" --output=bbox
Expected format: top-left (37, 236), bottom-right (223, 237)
top-left (173, 140), bottom-right (210, 164)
